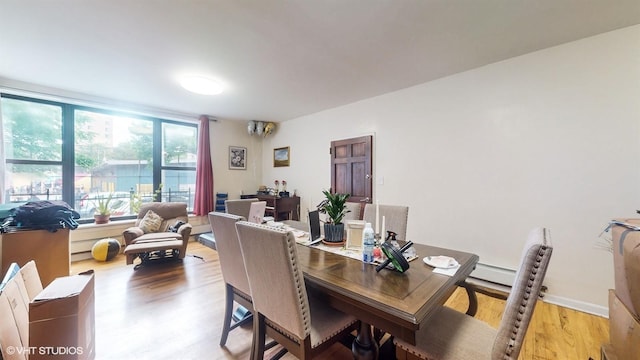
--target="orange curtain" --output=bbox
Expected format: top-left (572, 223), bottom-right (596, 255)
top-left (193, 115), bottom-right (214, 215)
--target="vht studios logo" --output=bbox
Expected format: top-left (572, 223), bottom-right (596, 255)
top-left (5, 346), bottom-right (84, 356)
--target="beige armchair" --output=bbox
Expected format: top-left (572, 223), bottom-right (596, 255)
top-left (122, 202), bottom-right (192, 267)
top-left (235, 221), bottom-right (358, 360)
top-left (394, 227), bottom-right (553, 360)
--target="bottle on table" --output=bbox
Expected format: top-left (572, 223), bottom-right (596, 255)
top-left (362, 222), bottom-right (375, 263)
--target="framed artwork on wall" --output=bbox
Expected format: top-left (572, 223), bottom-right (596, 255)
top-left (274, 146), bottom-right (290, 167)
top-left (229, 146), bottom-right (247, 170)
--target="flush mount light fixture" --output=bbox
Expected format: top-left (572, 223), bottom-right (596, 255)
top-left (179, 75), bottom-right (224, 95)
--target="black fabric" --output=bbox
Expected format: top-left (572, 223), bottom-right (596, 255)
top-left (169, 220), bottom-right (187, 233)
top-left (2, 200), bottom-right (80, 233)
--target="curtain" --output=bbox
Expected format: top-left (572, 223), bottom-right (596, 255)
top-left (0, 99), bottom-right (5, 204)
top-left (193, 115), bottom-right (214, 215)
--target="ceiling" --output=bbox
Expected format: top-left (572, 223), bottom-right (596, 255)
top-left (1, 1), bottom-right (639, 122)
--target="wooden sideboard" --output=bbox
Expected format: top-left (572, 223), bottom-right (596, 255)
top-left (242, 194), bottom-right (300, 221)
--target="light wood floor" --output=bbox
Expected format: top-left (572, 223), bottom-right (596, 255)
top-left (71, 241), bottom-right (609, 360)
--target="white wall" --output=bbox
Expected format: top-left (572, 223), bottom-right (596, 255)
top-left (210, 119), bottom-right (263, 200)
top-left (262, 25), bottom-right (640, 313)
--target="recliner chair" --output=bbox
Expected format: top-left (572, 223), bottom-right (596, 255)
top-left (122, 202), bottom-right (192, 267)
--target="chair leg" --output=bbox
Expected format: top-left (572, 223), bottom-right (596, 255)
top-left (252, 313), bottom-right (267, 360)
top-left (269, 347), bottom-right (288, 360)
top-left (460, 281), bottom-right (478, 317)
top-left (220, 284), bottom-right (234, 346)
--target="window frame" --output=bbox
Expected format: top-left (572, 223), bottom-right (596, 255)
top-left (1, 93), bottom-right (198, 223)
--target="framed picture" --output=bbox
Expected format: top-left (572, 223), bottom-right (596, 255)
top-left (345, 220), bottom-right (366, 251)
top-left (273, 146), bottom-right (290, 167)
top-left (229, 146), bottom-right (247, 170)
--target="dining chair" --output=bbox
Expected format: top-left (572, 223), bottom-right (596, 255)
top-left (225, 198), bottom-right (258, 219)
top-left (235, 221), bottom-right (359, 360)
top-left (208, 212), bottom-right (253, 347)
top-left (394, 227), bottom-right (553, 360)
top-left (343, 202), bottom-right (363, 221)
top-left (363, 203), bottom-right (409, 240)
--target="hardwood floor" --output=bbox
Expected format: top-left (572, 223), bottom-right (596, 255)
top-left (71, 241), bottom-right (609, 360)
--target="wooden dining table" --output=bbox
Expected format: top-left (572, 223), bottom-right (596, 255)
top-left (293, 238), bottom-right (479, 360)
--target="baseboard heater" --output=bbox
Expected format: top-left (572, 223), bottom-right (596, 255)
top-left (468, 263), bottom-right (517, 294)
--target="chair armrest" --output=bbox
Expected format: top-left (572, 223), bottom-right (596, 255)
top-left (177, 223), bottom-right (193, 241)
top-left (123, 227), bottom-right (144, 245)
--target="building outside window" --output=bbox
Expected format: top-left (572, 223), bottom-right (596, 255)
top-left (1, 93), bottom-right (197, 221)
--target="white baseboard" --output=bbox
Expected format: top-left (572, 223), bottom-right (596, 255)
top-left (468, 262), bottom-right (609, 317)
top-left (543, 294), bottom-right (609, 318)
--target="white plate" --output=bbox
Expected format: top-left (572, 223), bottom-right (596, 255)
top-left (423, 256), bottom-right (459, 269)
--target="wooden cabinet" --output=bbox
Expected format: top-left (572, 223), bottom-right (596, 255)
top-left (1, 228), bottom-right (70, 287)
top-left (256, 195), bottom-right (300, 221)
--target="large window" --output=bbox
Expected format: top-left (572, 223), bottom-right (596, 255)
top-left (1, 94), bottom-right (197, 221)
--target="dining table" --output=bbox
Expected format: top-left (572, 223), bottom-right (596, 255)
top-left (285, 221), bottom-right (480, 360)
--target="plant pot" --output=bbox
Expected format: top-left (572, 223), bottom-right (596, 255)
top-left (324, 223), bottom-right (345, 243)
top-left (94, 214), bottom-right (110, 224)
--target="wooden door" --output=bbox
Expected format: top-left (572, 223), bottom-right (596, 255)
top-left (331, 136), bottom-right (372, 212)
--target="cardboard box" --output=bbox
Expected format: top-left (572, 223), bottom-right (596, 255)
top-left (601, 343), bottom-right (619, 360)
top-left (0, 260), bottom-right (40, 360)
top-left (609, 290), bottom-right (640, 360)
top-left (0, 262), bottom-right (93, 360)
top-left (611, 219), bottom-right (640, 317)
top-left (0, 291), bottom-right (26, 360)
top-left (29, 271), bottom-right (95, 360)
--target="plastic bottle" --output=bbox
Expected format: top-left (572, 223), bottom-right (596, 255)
top-left (362, 222), bottom-right (375, 263)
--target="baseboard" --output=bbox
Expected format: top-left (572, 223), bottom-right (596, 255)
top-left (467, 265), bottom-right (609, 318)
top-left (543, 294), bottom-right (609, 318)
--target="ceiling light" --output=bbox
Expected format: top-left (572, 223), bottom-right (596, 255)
top-left (179, 75), bottom-right (224, 95)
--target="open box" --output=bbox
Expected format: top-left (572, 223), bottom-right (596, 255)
top-left (0, 261), bottom-right (95, 360)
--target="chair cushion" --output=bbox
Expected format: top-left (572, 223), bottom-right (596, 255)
top-left (395, 306), bottom-right (496, 360)
top-left (139, 210), bottom-right (164, 233)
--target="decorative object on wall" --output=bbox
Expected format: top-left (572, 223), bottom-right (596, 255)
top-left (264, 122), bottom-right (275, 136)
top-left (247, 120), bottom-right (256, 135)
top-left (229, 146), bottom-right (247, 170)
top-left (247, 120), bottom-right (276, 137)
top-left (273, 146), bottom-right (290, 167)
top-left (255, 121), bottom-right (265, 136)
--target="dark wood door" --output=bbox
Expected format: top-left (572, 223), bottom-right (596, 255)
top-left (331, 135), bottom-right (372, 211)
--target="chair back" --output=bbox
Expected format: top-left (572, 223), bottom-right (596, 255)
top-left (492, 227), bottom-right (553, 360)
top-left (343, 202), bottom-right (363, 221)
top-left (225, 198), bottom-right (258, 220)
top-left (136, 202), bottom-right (188, 232)
top-left (208, 212), bottom-right (250, 296)
top-left (363, 203), bottom-right (409, 240)
top-left (235, 221), bottom-right (311, 340)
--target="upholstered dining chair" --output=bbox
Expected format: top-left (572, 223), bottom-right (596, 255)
top-left (208, 212), bottom-right (253, 347)
top-left (363, 203), bottom-right (409, 240)
top-left (235, 221), bottom-right (359, 360)
top-left (343, 202), bottom-right (363, 221)
top-left (225, 198), bottom-right (258, 219)
top-left (394, 227), bottom-right (553, 360)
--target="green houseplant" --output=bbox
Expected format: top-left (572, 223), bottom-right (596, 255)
top-left (92, 193), bottom-right (124, 224)
top-left (317, 190), bottom-right (351, 243)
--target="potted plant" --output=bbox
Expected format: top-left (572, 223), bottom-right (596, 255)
top-left (92, 193), bottom-right (123, 224)
top-left (317, 190), bottom-right (351, 243)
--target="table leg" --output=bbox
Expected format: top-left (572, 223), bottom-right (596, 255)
top-left (352, 321), bottom-right (379, 360)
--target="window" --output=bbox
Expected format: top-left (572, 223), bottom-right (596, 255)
top-left (1, 93), bottom-right (198, 221)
